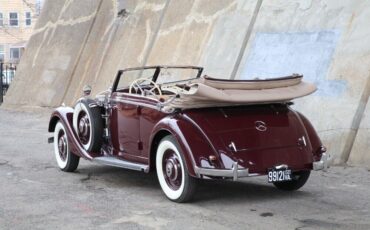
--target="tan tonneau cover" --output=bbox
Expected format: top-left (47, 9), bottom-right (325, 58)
top-left (162, 75), bottom-right (316, 109)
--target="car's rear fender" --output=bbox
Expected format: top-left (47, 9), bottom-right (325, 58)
top-left (149, 114), bottom-right (222, 178)
top-left (48, 106), bottom-right (93, 160)
top-left (295, 111), bottom-right (325, 161)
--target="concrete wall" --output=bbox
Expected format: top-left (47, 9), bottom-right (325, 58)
top-left (3, 0), bottom-right (370, 167)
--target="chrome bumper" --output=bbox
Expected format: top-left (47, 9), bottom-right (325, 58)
top-left (194, 162), bottom-right (249, 181)
top-left (313, 153), bottom-right (331, 171)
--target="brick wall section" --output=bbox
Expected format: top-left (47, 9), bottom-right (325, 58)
top-left (0, 0), bottom-right (39, 62)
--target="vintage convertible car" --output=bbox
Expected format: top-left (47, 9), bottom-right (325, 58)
top-left (48, 66), bottom-right (330, 202)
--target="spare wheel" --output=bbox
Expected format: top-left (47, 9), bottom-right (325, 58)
top-left (73, 99), bottom-right (103, 152)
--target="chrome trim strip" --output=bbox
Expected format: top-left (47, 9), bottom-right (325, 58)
top-left (115, 94), bottom-right (159, 103)
top-left (112, 98), bottom-right (159, 111)
top-left (302, 136), bottom-right (307, 146)
top-left (194, 162), bottom-right (249, 181)
top-left (274, 164), bottom-right (288, 170)
top-left (93, 156), bottom-right (149, 173)
top-left (313, 153), bottom-right (330, 171)
top-left (228, 142), bottom-right (237, 153)
top-left (112, 97), bottom-right (177, 114)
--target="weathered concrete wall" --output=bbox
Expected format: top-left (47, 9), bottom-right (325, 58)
top-left (3, 0), bottom-right (370, 167)
top-left (234, 0), bottom-right (370, 166)
top-left (348, 79), bottom-right (370, 166)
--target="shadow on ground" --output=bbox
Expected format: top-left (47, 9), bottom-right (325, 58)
top-left (73, 164), bottom-right (312, 203)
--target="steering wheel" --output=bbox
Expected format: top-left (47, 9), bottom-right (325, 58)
top-left (129, 78), bottom-right (162, 97)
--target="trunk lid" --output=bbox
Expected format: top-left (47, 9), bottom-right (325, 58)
top-left (183, 104), bottom-right (312, 172)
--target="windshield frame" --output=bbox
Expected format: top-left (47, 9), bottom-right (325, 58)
top-left (112, 65), bottom-right (203, 92)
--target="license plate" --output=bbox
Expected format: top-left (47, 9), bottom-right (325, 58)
top-left (268, 168), bottom-right (292, 183)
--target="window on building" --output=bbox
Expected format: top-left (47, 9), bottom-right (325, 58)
top-left (9, 12), bottom-right (19, 27)
top-left (10, 48), bottom-right (21, 60)
top-left (0, 45), bottom-right (4, 62)
top-left (0, 13), bottom-right (4, 27)
top-left (25, 12), bottom-right (32, 26)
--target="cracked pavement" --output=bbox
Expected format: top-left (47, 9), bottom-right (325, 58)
top-left (0, 108), bottom-right (370, 229)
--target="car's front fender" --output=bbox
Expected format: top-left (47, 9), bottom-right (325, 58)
top-left (48, 106), bottom-right (94, 160)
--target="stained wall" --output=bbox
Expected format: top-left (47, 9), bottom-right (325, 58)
top-left (3, 0), bottom-right (370, 166)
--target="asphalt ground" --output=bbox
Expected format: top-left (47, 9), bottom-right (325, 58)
top-left (0, 107), bottom-right (369, 230)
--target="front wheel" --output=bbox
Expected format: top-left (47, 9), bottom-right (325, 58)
top-left (273, 170), bottom-right (310, 191)
top-left (156, 135), bottom-right (197, 203)
top-left (54, 121), bottom-right (79, 172)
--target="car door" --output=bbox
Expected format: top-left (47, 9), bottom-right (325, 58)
top-left (110, 92), bottom-right (142, 160)
top-left (109, 67), bottom-right (159, 163)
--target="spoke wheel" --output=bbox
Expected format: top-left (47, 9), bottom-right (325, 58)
top-left (54, 121), bottom-right (79, 172)
top-left (156, 135), bottom-right (197, 203)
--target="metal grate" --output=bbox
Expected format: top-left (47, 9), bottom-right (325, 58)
top-left (0, 63), bottom-right (17, 104)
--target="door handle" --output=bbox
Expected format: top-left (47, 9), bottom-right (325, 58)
top-left (136, 105), bottom-right (142, 115)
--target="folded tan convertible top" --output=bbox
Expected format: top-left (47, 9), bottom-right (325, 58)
top-left (163, 74), bottom-right (316, 109)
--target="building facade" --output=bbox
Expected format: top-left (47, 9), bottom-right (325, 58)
top-left (0, 0), bottom-right (43, 63)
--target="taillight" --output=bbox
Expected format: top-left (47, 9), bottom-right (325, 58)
top-left (313, 146), bottom-right (327, 161)
top-left (320, 146), bottom-right (327, 153)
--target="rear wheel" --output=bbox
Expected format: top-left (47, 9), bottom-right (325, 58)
top-left (156, 135), bottom-right (197, 203)
top-left (73, 99), bottom-right (103, 152)
top-left (54, 121), bottom-right (79, 172)
top-left (273, 170), bottom-right (310, 191)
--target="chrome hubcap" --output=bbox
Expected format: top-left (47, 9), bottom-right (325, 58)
top-left (77, 112), bottom-right (90, 145)
top-left (58, 133), bottom-right (67, 161)
top-left (163, 150), bottom-right (182, 190)
top-left (78, 116), bottom-right (90, 136)
top-left (165, 159), bottom-right (179, 180)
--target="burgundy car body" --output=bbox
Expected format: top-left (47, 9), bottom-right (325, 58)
top-left (48, 66), bottom-right (328, 183)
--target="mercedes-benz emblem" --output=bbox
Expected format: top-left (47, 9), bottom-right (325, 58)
top-left (255, 121), bottom-right (267, 132)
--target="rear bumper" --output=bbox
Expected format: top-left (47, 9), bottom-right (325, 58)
top-left (195, 153), bottom-right (331, 181)
top-left (194, 162), bottom-right (251, 181)
top-left (312, 153), bottom-right (330, 171)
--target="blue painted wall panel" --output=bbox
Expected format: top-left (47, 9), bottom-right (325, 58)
top-left (240, 31), bottom-right (345, 96)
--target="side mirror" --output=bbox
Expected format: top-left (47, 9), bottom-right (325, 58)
top-left (83, 85), bottom-right (92, 96)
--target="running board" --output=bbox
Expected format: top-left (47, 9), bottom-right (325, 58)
top-left (93, 156), bottom-right (149, 173)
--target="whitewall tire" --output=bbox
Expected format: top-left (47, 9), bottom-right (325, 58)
top-left (156, 135), bottom-right (197, 202)
top-left (54, 121), bottom-right (79, 172)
